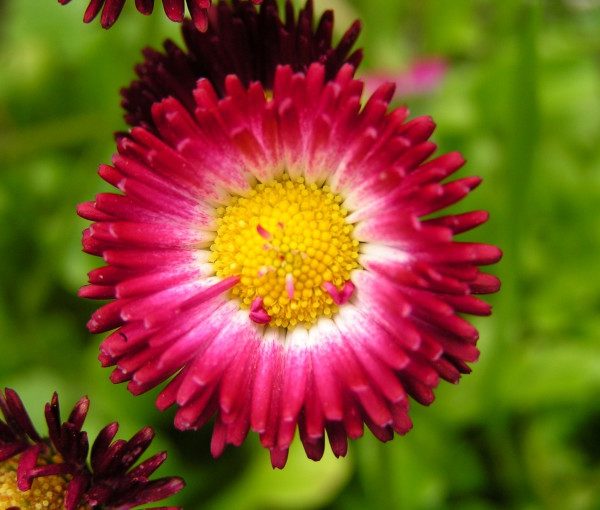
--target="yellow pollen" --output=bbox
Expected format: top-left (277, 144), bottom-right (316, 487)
top-left (210, 174), bottom-right (360, 328)
top-left (0, 456), bottom-right (89, 510)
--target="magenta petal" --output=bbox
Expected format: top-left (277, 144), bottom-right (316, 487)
top-left (16, 444), bottom-right (43, 490)
top-left (65, 473), bottom-right (91, 510)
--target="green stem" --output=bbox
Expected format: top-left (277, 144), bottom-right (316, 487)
top-left (355, 435), bottom-right (396, 508)
top-left (483, 0), bottom-right (541, 504)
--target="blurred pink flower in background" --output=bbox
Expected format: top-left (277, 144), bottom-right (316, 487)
top-left (364, 57), bottom-right (448, 99)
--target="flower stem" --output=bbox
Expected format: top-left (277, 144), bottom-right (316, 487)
top-left (483, 0), bottom-right (541, 504)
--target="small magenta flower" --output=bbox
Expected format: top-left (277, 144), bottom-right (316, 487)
top-left (57, 0), bottom-right (262, 31)
top-left (0, 388), bottom-right (184, 509)
top-left (79, 63), bottom-right (502, 468)
top-left (121, 0), bottom-right (362, 130)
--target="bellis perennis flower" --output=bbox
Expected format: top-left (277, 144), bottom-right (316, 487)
top-left (79, 62), bottom-right (502, 468)
top-left (58, 0), bottom-right (262, 31)
top-left (0, 388), bottom-right (184, 509)
top-left (121, 0), bottom-right (362, 130)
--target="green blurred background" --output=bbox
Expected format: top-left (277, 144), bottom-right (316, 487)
top-left (0, 0), bottom-right (599, 508)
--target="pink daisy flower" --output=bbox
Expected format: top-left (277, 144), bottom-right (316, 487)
top-left (121, 0), bottom-right (362, 130)
top-left (0, 388), bottom-right (184, 509)
top-left (79, 63), bottom-right (502, 469)
top-left (57, 0), bottom-right (262, 31)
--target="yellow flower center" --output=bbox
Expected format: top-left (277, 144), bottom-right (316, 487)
top-left (0, 456), bottom-right (86, 510)
top-left (210, 175), bottom-right (360, 328)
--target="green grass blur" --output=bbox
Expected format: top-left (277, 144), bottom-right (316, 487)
top-left (0, 0), bottom-right (599, 508)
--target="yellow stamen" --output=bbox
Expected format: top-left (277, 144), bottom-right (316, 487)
top-left (0, 456), bottom-right (88, 510)
top-left (209, 174), bottom-right (360, 328)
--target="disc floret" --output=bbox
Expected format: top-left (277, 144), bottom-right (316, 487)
top-left (1, 457), bottom-right (71, 510)
top-left (210, 174), bottom-right (360, 328)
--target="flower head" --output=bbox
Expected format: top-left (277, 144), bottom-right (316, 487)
top-left (0, 388), bottom-right (184, 509)
top-left (121, 0), bottom-right (362, 130)
top-left (58, 0), bottom-right (262, 30)
top-left (79, 63), bottom-right (501, 468)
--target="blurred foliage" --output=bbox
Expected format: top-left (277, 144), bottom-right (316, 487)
top-left (0, 0), bottom-right (599, 508)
